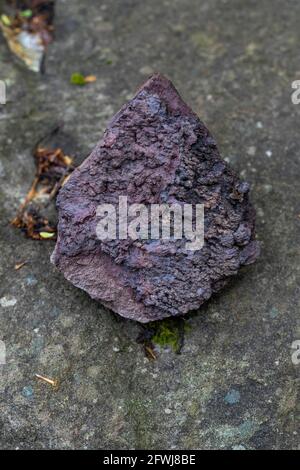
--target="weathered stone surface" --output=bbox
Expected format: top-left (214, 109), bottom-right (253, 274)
top-left (51, 74), bottom-right (259, 322)
top-left (1, 0), bottom-right (299, 451)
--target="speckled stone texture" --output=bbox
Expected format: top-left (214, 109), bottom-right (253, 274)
top-left (52, 74), bottom-right (259, 322)
top-left (0, 0), bottom-right (299, 451)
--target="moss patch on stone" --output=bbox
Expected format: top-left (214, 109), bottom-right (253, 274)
top-left (151, 319), bottom-right (191, 353)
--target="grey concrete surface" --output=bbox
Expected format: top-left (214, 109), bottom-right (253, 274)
top-left (0, 0), bottom-right (299, 449)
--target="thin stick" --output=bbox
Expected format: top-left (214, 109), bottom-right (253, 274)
top-left (35, 374), bottom-right (59, 388)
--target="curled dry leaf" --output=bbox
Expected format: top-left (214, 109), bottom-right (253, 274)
top-left (0, 0), bottom-right (55, 72)
top-left (12, 146), bottom-right (75, 240)
top-left (11, 206), bottom-right (56, 240)
top-left (84, 75), bottom-right (97, 83)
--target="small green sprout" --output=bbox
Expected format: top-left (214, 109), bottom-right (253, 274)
top-left (70, 73), bottom-right (86, 86)
top-left (20, 9), bottom-right (33, 18)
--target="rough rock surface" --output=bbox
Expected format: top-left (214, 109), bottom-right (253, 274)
top-left (1, 0), bottom-right (299, 450)
top-left (51, 74), bottom-right (259, 322)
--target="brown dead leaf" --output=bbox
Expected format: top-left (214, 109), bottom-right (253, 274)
top-left (12, 207), bottom-right (56, 240)
top-left (11, 146), bottom-right (75, 240)
top-left (84, 75), bottom-right (97, 83)
top-left (0, 1), bottom-right (55, 72)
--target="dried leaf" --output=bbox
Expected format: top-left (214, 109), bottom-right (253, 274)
top-left (12, 145), bottom-right (75, 240)
top-left (0, 23), bottom-right (44, 72)
top-left (1, 14), bottom-right (12, 26)
top-left (12, 207), bottom-right (55, 240)
top-left (63, 155), bottom-right (73, 166)
top-left (84, 75), bottom-right (97, 83)
top-left (0, 2), bottom-right (54, 72)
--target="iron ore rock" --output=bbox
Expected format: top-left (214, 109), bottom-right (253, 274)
top-left (51, 74), bottom-right (260, 322)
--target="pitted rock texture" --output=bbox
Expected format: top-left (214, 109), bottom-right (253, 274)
top-left (51, 74), bottom-right (260, 322)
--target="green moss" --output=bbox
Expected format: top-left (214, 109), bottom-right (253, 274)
top-left (70, 73), bottom-right (86, 86)
top-left (151, 319), bottom-right (190, 353)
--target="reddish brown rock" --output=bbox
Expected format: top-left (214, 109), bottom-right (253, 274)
top-left (51, 74), bottom-right (260, 322)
